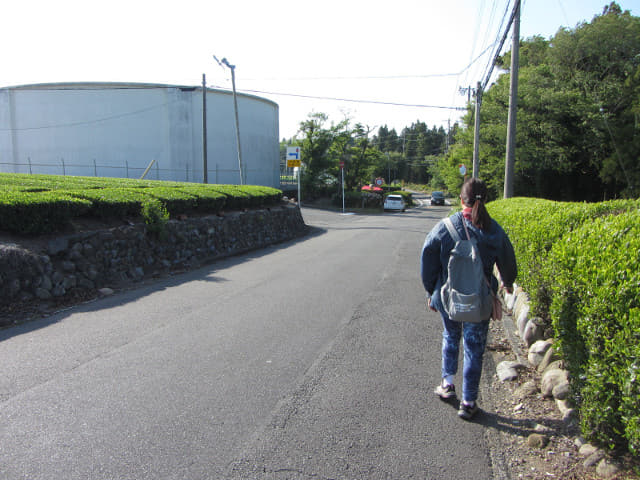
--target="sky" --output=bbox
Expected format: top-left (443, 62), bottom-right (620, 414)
top-left (1, 0), bottom-right (637, 140)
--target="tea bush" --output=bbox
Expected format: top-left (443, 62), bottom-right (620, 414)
top-left (548, 210), bottom-right (640, 454)
top-left (71, 188), bottom-right (148, 218)
top-left (487, 198), bottom-right (638, 318)
top-left (488, 197), bottom-right (640, 455)
top-left (141, 198), bottom-right (170, 238)
top-left (0, 174), bottom-right (283, 234)
top-left (0, 189), bottom-right (92, 234)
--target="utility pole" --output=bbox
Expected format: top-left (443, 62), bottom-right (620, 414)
top-left (228, 63), bottom-right (244, 185)
top-left (202, 74), bottom-right (208, 184)
top-left (214, 56), bottom-right (244, 185)
top-left (472, 81), bottom-right (482, 178)
top-left (504, 0), bottom-right (520, 198)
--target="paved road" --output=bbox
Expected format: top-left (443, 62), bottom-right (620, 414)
top-left (0, 197), bottom-right (498, 479)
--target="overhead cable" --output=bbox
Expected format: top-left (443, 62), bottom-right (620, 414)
top-left (214, 85), bottom-right (466, 111)
top-left (482, 0), bottom-right (520, 91)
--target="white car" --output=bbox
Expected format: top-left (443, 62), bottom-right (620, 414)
top-left (383, 194), bottom-right (406, 212)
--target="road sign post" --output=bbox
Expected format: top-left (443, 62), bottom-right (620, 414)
top-left (286, 147), bottom-right (302, 206)
top-left (340, 161), bottom-right (345, 213)
top-left (459, 164), bottom-right (468, 181)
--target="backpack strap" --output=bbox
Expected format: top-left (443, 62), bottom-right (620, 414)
top-left (443, 217), bottom-right (461, 243)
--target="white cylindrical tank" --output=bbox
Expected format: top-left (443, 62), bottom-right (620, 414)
top-left (0, 82), bottom-right (280, 187)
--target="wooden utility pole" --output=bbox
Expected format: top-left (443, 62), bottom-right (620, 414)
top-left (503, 0), bottom-right (520, 198)
top-left (202, 74), bottom-right (208, 184)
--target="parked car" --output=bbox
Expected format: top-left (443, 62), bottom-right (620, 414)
top-left (384, 194), bottom-right (406, 212)
top-left (430, 191), bottom-right (445, 205)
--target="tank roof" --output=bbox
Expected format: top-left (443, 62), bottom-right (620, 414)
top-left (0, 81), bottom-right (278, 108)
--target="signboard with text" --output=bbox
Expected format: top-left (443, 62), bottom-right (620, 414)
top-left (286, 147), bottom-right (301, 168)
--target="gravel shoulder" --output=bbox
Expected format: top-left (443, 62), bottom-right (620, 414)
top-left (482, 317), bottom-right (638, 480)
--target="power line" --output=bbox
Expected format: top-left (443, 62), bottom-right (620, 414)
top-left (243, 72), bottom-right (463, 81)
top-left (482, 0), bottom-right (519, 90)
top-left (218, 86), bottom-right (466, 111)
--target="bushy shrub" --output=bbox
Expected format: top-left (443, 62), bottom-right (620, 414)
top-left (548, 210), bottom-right (640, 454)
top-left (386, 190), bottom-right (413, 206)
top-left (141, 198), bottom-right (170, 238)
top-left (488, 198), bottom-right (638, 318)
top-left (147, 188), bottom-right (198, 214)
top-left (71, 188), bottom-right (147, 218)
top-left (336, 191), bottom-right (383, 208)
top-left (0, 174), bottom-right (284, 234)
top-left (0, 189), bottom-right (91, 234)
top-left (489, 197), bottom-right (640, 455)
top-left (176, 187), bottom-right (226, 213)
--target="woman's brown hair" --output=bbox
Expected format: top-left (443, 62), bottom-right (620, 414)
top-left (460, 178), bottom-right (492, 230)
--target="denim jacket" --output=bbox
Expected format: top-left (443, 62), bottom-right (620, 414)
top-left (420, 212), bottom-right (517, 313)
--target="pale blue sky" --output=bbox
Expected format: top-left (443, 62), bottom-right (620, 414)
top-left (1, 0), bottom-right (637, 138)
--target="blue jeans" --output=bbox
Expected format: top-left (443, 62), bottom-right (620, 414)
top-left (441, 313), bottom-right (490, 403)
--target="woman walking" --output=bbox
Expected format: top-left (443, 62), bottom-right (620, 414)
top-left (420, 178), bottom-right (517, 420)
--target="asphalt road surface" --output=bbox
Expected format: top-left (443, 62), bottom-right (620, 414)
top-left (0, 196), bottom-right (500, 479)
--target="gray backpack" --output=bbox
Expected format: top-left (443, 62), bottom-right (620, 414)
top-left (440, 216), bottom-right (493, 323)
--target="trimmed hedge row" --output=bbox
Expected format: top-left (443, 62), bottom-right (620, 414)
top-left (487, 197), bottom-right (640, 455)
top-left (0, 189), bottom-right (92, 234)
top-left (0, 174), bottom-right (283, 234)
top-left (548, 210), bottom-right (640, 454)
top-left (487, 198), bottom-right (638, 318)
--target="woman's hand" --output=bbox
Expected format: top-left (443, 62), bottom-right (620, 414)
top-left (427, 296), bottom-right (437, 312)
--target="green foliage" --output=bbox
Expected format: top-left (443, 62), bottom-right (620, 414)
top-left (174, 186), bottom-right (226, 213)
top-left (0, 174), bottom-right (283, 234)
top-left (331, 191), bottom-right (382, 209)
top-left (141, 198), bottom-right (170, 238)
top-left (445, 4), bottom-right (640, 201)
top-left (489, 196), bottom-right (640, 454)
top-left (385, 190), bottom-right (413, 207)
top-left (296, 112), bottom-right (346, 197)
top-left (487, 197), bottom-right (638, 318)
top-left (548, 210), bottom-right (640, 454)
top-left (289, 115), bottom-right (449, 197)
top-left (72, 188), bottom-right (148, 218)
top-left (0, 189), bottom-right (92, 234)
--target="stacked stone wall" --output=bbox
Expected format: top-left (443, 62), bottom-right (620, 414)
top-left (0, 205), bottom-right (306, 309)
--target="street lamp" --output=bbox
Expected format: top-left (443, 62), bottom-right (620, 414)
top-left (214, 55), bottom-right (244, 185)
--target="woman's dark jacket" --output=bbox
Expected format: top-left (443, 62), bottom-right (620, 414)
top-left (420, 211), bottom-right (517, 314)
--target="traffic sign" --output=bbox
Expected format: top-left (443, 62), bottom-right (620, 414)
top-left (287, 146), bottom-right (300, 160)
top-left (286, 146), bottom-right (301, 168)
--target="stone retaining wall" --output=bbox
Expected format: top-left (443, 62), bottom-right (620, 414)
top-left (496, 278), bottom-right (621, 477)
top-left (0, 204), bottom-right (307, 309)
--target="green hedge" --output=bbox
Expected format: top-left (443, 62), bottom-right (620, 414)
top-left (71, 188), bottom-right (150, 218)
top-left (487, 198), bottom-right (638, 318)
top-left (0, 189), bottom-right (92, 234)
top-left (548, 210), bottom-right (640, 454)
top-left (0, 174), bottom-right (283, 234)
top-left (386, 190), bottom-right (413, 206)
top-left (487, 197), bottom-right (640, 455)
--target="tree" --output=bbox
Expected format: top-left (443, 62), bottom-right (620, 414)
top-left (450, 3), bottom-right (640, 201)
top-left (296, 113), bottom-right (345, 197)
top-left (344, 124), bottom-right (382, 191)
